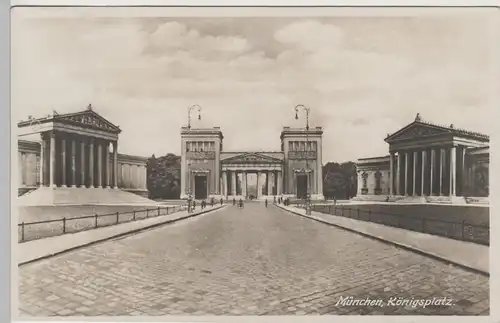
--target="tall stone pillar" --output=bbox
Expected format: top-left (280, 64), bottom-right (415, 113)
top-left (181, 140), bottom-right (186, 197)
top-left (430, 149), bottom-right (435, 196)
top-left (80, 138), bottom-right (86, 187)
top-left (97, 141), bottom-right (103, 188)
top-left (222, 171), bottom-right (227, 197)
top-left (450, 146), bottom-right (456, 196)
top-left (389, 152), bottom-right (394, 195)
top-left (257, 172), bottom-right (262, 197)
top-left (412, 151), bottom-right (417, 196)
top-left (89, 139), bottom-right (95, 187)
top-left (71, 137), bottom-right (76, 187)
top-left (104, 142), bottom-right (110, 187)
top-left (404, 151), bottom-right (409, 195)
top-left (242, 172), bottom-right (247, 198)
top-left (113, 141), bottom-right (118, 189)
top-left (439, 148), bottom-right (444, 196)
top-left (18, 151), bottom-right (23, 187)
top-left (231, 171), bottom-right (237, 196)
top-left (215, 141), bottom-right (220, 195)
top-left (471, 163), bottom-right (477, 194)
top-left (40, 136), bottom-right (46, 187)
top-left (277, 170), bottom-right (283, 195)
top-left (421, 150), bottom-right (426, 196)
top-left (460, 147), bottom-right (466, 196)
top-left (396, 152), bottom-right (402, 195)
top-left (61, 137), bottom-right (67, 187)
top-left (49, 131), bottom-right (56, 188)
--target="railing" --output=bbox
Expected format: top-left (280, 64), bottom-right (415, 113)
top-left (18, 205), bottom-right (187, 243)
top-left (295, 204), bottom-right (489, 246)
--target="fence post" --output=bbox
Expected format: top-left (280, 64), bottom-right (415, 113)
top-left (368, 209), bottom-right (371, 221)
top-left (461, 220), bottom-right (466, 239)
top-left (341, 206), bottom-right (344, 217)
top-left (63, 217), bottom-right (66, 234)
top-left (167, 207), bottom-right (169, 215)
top-left (133, 210), bottom-right (136, 221)
top-left (116, 212), bottom-right (119, 224)
top-left (146, 209), bottom-right (149, 218)
top-left (21, 222), bottom-right (25, 242)
top-left (94, 214), bottom-right (98, 228)
top-left (357, 208), bottom-right (360, 220)
top-left (158, 207), bottom-right (161, 217)
top-left (421, 214), bottom-right (425, 233)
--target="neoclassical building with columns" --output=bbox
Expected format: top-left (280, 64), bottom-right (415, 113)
top-left (355, 114), bottom-right (489, 203)
top-left (17, 106), bottom-right (149, 204)
top-left (180, 126), bottom-right (324, 200)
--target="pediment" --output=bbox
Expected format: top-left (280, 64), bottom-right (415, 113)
top-left (222, 152), bottom-right (283, 164)
top-left (56, 110), bottom-right (121, 133)
top-left (385, 122), bottom-right (450, 142)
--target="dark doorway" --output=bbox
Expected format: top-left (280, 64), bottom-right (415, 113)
top-left (194, 175), bottom-right (208, 199)
top-left (296, 174), bottom-right (308, 199)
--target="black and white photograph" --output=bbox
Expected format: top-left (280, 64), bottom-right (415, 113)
top-left (12, 5), bottom-right (494, 318)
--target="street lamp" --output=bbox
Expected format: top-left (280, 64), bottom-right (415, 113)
top-left (186, 105), bottom-right (202, 210)
top-left (295, 104), bottom-right (312, 215)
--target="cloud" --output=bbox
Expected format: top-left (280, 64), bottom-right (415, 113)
top-left (11, 13), bottom-right (496, 163)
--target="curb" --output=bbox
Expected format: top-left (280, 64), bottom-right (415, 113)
top-left (19, 205), bottom-right (226, 267)
top-left (275, 205), bottom-right (489, 277)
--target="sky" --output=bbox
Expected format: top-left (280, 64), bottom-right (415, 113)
top-left (11, 8), bottom-right (498, 163)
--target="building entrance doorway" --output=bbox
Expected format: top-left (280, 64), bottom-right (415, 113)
top-left (194, 175), bottom-right (208, 199)
top-left (296, 174), bottom-right (308, 199)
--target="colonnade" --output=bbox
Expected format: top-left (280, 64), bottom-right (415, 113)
top-left (40, 131), bottom-right (118, 188)
top-left (389, 145), bottom-right (466, 197)
top-left (119, 162), bottom-right (148, 190)
top-left (221, 170), bottom-right (283, 198)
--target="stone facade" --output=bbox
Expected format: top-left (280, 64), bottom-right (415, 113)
top-left (17, 107), bottom-right (148, 197)
top-left (180, 126), bottom-right (324, 200)
top-left (355, 114), bottom-right (489, 202)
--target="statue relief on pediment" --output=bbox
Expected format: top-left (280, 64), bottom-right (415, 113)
top-left (66, 114), bottom-right (115, 131)
top-left (227, 154), bottom-right (279, 163)
top-left (395, 126), bottom-right (445, 140)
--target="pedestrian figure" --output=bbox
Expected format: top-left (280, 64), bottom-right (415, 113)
top-left (233, 198), bottom-right (236, 206)
top-left (273, 196), bottom-right (276, 204)
top-left (265, 199), bottom-right (268, 208)
top-left (334, 196), bottom-right (337, 205)
top-left (220, 197), bottom-right (223, 205)
top-left (239, 198), bottom-right (243, 208)
top-left (192, 200), bottom-right (196, 211)
top-left (211, 197), bottom-right (214, 207)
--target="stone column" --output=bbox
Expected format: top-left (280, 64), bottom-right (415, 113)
top-left (421, 150), bottom-right (426, 196)
top-left (49, 131), bottom-right (56, 188)
top-left (277, 170), bottom-right (283, 195)
top-left (40, 137), bottom-right (46, 186)
top-left (396, 152), bottom-right (402, 195)
top-left (450, 146), bottom-right (456, 196)
top-left (89, 139), bottom-right (95, 187)
top-left (430, 149), bottom-right (435, 196)
top-left (71, 137), bottom-right (76, 187)
top-left (80, 138), bottom-right (86, 187)
top-left (113, 142), bottom-right (118, 189)
top-left (257, 172), bottom-right (262, 198)
top-left (461, 147), bottom-right (466, 196)
top-left (104, 142), bottom-right (110, 187)
top-left (242, 172), bottom-right (247, 198)
top-left (222, 171), bottom-right (227, 197)
top-left (61, 137), bottom-right (67, 187)
top-left (215, 141), bottom-right (220, 195)
top-left (412, 151), bottom-right (417, 196)
top-left (266, 171), bottom-right (271, 196)
top-left (96, 141), bottom-right (103, 188)
top-left (231, 171), bottom-right (237, 196)
top-left (317, 138), bottom-right (323, 197)
top-left (404, 151), bottom-right (409, 195)
top-left (439, 148), bottom-right (445, 196)
top-left (471, 163), bottom-right (477, 194)
top-left (389, 152), bottom-right (394, 195)
top-left (18, 151), bottom-right (23, 187)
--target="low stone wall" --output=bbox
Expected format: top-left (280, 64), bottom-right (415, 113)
top-left (311, 204), bottom-right (489, 245)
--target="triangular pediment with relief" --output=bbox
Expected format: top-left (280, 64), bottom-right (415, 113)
top-left (57, 110), bottom-right (121, 133)
top-left (222, 152), bottom-right (283, 164)
top-left (385, 122), bottom-right (450, 143)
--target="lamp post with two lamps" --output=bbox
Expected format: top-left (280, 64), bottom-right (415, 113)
top-left (294, 104), bottom-right (312, 215)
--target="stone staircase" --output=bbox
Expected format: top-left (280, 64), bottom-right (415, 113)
top-left (398, 196), bottom-right (427, 204)
top-left (465, 197), bottom-right (489, 205)
top-left (18, 187), bottom-right (159, 206)
top-left (350, 195), bottom-right (389, 202)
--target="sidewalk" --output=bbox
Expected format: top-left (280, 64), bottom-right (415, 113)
top-left (276, 204), bottom-right (489, 275)
top-left (18, 204), bottom-right (226, 266)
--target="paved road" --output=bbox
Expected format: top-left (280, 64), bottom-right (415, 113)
top-left (19, 202), bottom-right (489, 316)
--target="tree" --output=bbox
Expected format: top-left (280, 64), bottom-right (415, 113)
top-left (147, 153), bottom-right (181, 199)
top-left (322, 161), bottom-right (357, 200)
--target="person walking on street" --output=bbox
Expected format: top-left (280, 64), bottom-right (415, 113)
top-left (220, 197), bottom-right (223, 205)
top-left (239, 198), bottom-right (244, 208)
top-left (233, 198), bottom-right (236, 206)
top-left (265, 199), bottom-right (268, 208)
top-left (192, 200), bottom-right (196, 211)
top-left (211, 197), bottom-right (215, 207)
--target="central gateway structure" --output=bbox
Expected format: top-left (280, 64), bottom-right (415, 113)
top-left (180, 126), bottom-right (324, 200)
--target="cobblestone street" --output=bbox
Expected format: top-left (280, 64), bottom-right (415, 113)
top-left (19, 202), bottom-right (489, 316)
